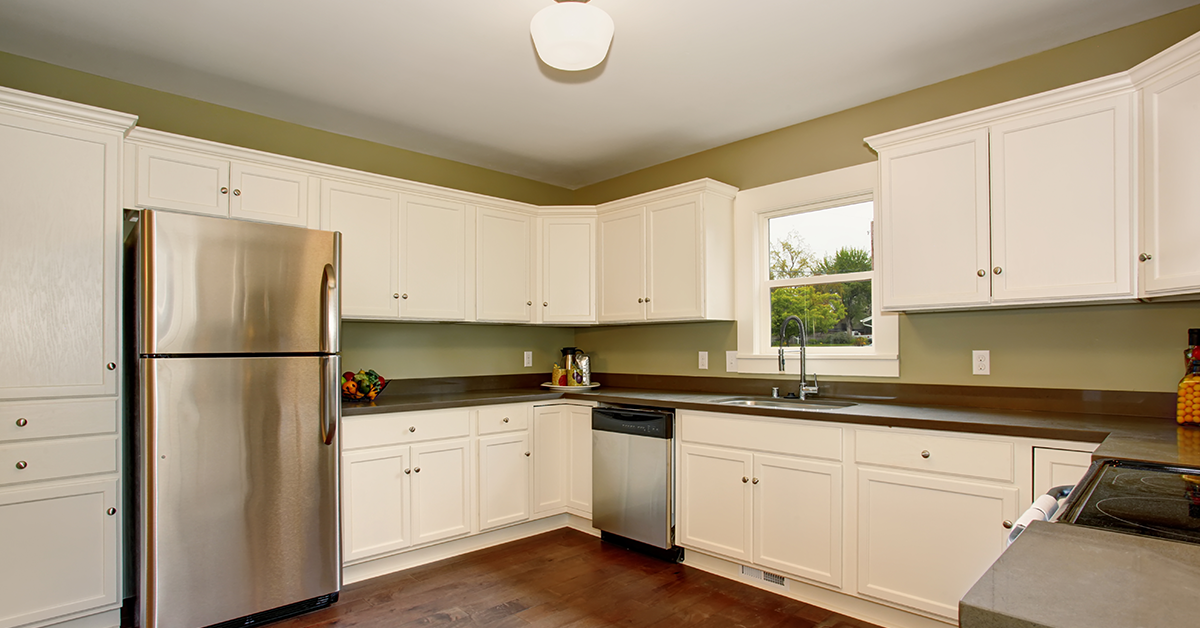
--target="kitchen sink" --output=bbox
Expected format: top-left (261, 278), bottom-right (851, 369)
top-left (711, 397), bottom-right (857, 410)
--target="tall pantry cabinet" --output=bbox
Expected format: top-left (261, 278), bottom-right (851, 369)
top-left (0, 87), bottom-right (136, 628)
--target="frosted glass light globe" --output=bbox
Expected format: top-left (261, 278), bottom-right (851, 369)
top-left (530, 1), bottom-right (614, 71)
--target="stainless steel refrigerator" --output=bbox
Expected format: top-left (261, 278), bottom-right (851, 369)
top-left (128, 209), bottom-right (342, 628)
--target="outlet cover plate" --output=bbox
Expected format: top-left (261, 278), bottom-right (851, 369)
top-left (699, 351), bottom-right (708, 369)
top-left (524, 351), bottom-right (533, 368)
top-left (973, 350), bottom-right (990, 375)
top-left (726, 351), bottom-right (738, 372)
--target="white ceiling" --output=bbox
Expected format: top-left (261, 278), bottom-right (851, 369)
top-left (0, 1), bottom-right (1193, 189)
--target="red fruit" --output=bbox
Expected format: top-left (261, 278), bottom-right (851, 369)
top-left (343, 371), bottom-right (354, 381)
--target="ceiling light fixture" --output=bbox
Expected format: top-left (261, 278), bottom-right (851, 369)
top-left (530, 0), bottom-right (614, 72)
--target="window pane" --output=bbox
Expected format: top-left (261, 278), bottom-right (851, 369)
top-left (770, 280), bottom-right (873, 347)
top-left (769, 201), bottom-right (873, 280)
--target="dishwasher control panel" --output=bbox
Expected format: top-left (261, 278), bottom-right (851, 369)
top-left (592, 406), bottom-right (673, 439)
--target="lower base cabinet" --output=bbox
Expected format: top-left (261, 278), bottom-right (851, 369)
top-left (532, 404), bottom-right (592, 518)
top-left (0, 479), bottom-right (119, 628)
top-left (478, 433), bottom-right (531, 530)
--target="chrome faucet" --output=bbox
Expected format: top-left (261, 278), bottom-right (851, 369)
top-left (777, 315), bottom-right (818, 400)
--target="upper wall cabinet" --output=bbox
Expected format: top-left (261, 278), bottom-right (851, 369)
top-left (870, 85), bottom-right (1136, 312)
top-left (322, 179), bottom-right (401, 318)
top-left (129, 139), bottom-right (313, 228)
top-left (597, 181), bottom-right (736, 323)
top-left (478, 206), bottom-right (535, 323)
top-left (400, 194), bottom-right (469, 320)
top-left (540, 214), bottom-right (596, 324)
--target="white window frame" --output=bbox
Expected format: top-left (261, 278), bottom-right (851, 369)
top-left (733, 162), bottom-right (899, 377)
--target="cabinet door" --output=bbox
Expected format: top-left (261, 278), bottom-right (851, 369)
top-left (990, 94), bottom-right (1133, 303)
top-left (342, 445), bottom-right (410, 562)
top-left (566, 405), bottom-right (592, 514)
top-left (532, 406), bottom-right (567, 515)
top-left (229, 162), bottom-right (309, 227)
top-left (856, 467), bottom-right (1019, 620)
top-left (753, 454), bottom-right (842, 588)
top-left (1032, 447), bottom-right (1093, 497)
top-left (400, 194), bottom-right (467, 320)
top-left (0, 479), bottom-right (119, 628)
top-left (477, 207), bottom-right (534, 322)
top-left (0, 115), bottom-right (120, 399)
top-left (541, 216), bottom-right (596, 323)
top-left (411, 439), bottom-right (471, 546)
top-left (646, 196), bottom-right (703, 320)
top-left (878, 130), bottom-right (991, 310)
top-left (597, 207), bottom-right (646, 322)
top-left (322, 179), bottom-right (400, 318)
top-left (478, 433), bottom-right (531, 530)
top-left (1141, 63), bottom-right (1200, 296)
top-left (678, 443), bottom-right (753, 561)
top-left (135, 145), bottom-right (230, 217)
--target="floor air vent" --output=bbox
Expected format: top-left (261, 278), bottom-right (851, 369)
top-left (740, 565), bottom-right (788, 588)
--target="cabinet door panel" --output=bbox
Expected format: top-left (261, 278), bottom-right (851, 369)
top-left (411, 439), bottom-right (471, 545)
top-left (566, 406), bottom-right (592, 514)
top-left (857, 468), bottom-right (1018, 620)
top-left (879, 130), bottom-right (990, 310)
top-left (597, 208), bottom-right (646, 322)
top-left (401, 195), bottom-right (466, 320)
top-left (229, 162), bottom-right (309, 227)
top-left (342, 445), bottom-right (410, 562)
top-left (753, 454), bottom-right (842, 587)
top-left (135, 146), bottom-right (229, 216)
top-left (991, 95), bottom-right (1133, 302)
top-left (647, 196), bottom-right (703, 320)
top-left (678, 443), bottom-right (753, 561)
top-left (478, 433), bottom-right (531, 530)
top-left (532, 406), bottom-right (567, 515)
top-left (323, 180), bottom-right (400, 318)
top-left (1032, 447), bottom-right (1093, 497)
top-left (477, 208), bottom-right (533, 322)
top-left (0, 116), bottom-right (119, 399)
top-left (0, 479), bottom-right (118, 628)
top-left (542, 217), bottom-right (596, 323)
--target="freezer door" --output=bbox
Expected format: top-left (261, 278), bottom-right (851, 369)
top-left (140, 356), bottom-right (340, 628)
top-left (139, 209), bottom-right (340, 355)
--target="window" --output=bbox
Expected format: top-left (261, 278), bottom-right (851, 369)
top-left (733, 162), bottom-right (898, 377)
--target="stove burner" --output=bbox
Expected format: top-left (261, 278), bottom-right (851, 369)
top-left (1063, 460), bottom-right (1200, 545)
top-left (1094, 497), bottom-right (1200, 542)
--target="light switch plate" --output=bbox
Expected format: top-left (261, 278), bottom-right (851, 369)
top-left (726, 351), bottom-right (738, 372)
top-left (698, 351), bottom-right (708, 370)
top-left (524, 351), bottom-right (533, 368)
top-left (973, 350), bottom-right (990, 375)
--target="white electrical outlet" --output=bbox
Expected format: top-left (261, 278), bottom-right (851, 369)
top-left (973, 350), bottom-right (990, 375)
top-left (726, 351), bottom-right (738, 372)
top-left (699, 351), bottom-right (708, 369)
top-left (524, 351), bottom-right (533, 367)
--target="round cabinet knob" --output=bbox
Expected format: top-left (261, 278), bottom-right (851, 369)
top-left (993, 267), bottom-right (1003, 275)
top-left (742, 476), bottom-right (749, 483)
top-left (638, 298), bottom-right (644, 303)
top-left (1139, 253), bottom-right (1152, 262)
top-left (414, 467), bottom-right (421, 473)
top-left (15, 418), bottom-right (27, 427)
top-left (233, 189), bottom-right (241, 196)
top-left (402, 293), bottom-right (409, 299)
top-left (502, 417), bottom-right (509, 423)
top-left (15, 461), bottom-right (28, 470)
top-left (977, 269), bottom-right (986, 277)
top-left (220, 187), bottom-right (229, 194)
top-left (393, 293), bottom-right (400, 299)
top-left (107, 507), bottom-right (117, 516)
top-left (543, 302), bottom-right (548, 307)
top-left (405, 468), bottom-right (411, 474)
top-left (752, 478), bottom-right (759, 485)
top-left (525, 452), bottom-right (531, 457)
top-left (921, 450), bottom-right (931, 459)
top-left (409, 426), bottom-right (416, 433)
top-left (107, 362), bottom-right (117, 370)
top-left (527, 301), bottom-right (532, 306)
top-left (1002, 520), bottom-right (1014, 529)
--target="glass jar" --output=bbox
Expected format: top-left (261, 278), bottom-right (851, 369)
top-left (1178, 328), bottom-right (1200, 426)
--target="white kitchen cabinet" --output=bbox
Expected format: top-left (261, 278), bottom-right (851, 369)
top-left (1032, 447), bottom-right (1093, 496)
top-left (1139, 53), bottom-right (1200, 297)
top-left (0, 479), bottom-right (119, 628)
top-left (477, 207), bottom-right (534, 322)
top-left (678, 443), bottom-right (754, 562)
top-left (532, 405), bottom-right (569, 515)
top-left (342, 445), bottom-right (412, 562)
top-left (323, 179), bottom-right (401, 319)
top-left (410, 439), bottom-right (472, 545)
top-left (478, 432), bottom-right (531, 530)
top-left (400, 194), bottom-right (468, 320)
top-left (753, 454), bottom-right (842, 588)
top-left (133, 145), bottom-right (310, 227)
top-left (596, 182), bottom-right (735, 323)
top-left (540, 215), bottom-right (596, 323)
top-left (0, 107), bottom-right (126, 400)
top-left (565, 405), bottom-right (592, 514)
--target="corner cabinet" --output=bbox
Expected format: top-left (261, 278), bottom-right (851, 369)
top-left (532, 403), bottom-right (592, 518)
top-left (597, 181), bottom-right (736, 323)
top-left (477, 207), bottom-right (535, 323)
top-left (539, 214), bottom-right (597, 323)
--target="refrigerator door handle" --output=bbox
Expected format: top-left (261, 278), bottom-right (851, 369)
top-left (321, 355), bottom-right (340, 446)
top-left (320, 262), bottom-right (339, 354)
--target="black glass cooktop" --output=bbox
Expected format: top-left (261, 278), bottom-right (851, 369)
top-left (1061, 460), bottom-right (1200, 545)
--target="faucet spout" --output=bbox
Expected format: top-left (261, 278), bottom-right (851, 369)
top-left (777, 315), bottom-right (815, 399)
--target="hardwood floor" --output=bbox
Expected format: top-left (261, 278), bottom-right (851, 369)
top-left (274, 529), bottom-right (883, 628)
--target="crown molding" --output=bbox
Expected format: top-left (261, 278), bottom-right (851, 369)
top-left (0, 86), bottom-right (137, 133)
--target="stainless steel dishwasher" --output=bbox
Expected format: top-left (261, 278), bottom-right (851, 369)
top-left (592, 405), bottom-right (683, 561)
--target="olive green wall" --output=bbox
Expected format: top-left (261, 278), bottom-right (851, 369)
top-left (0, 52), bottom-right (575, 206)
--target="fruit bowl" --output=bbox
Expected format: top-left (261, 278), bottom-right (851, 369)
top-left (341, 369), bottom-right (387, 402)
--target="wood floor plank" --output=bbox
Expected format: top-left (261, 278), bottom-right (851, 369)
top-left (272, 529), bottom-right (883, 628)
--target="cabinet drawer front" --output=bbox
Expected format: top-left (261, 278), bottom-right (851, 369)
top-left (681, 411), bottom-right (842, 461)
top-left (855, 429), bottom-right (1013, 482)
top-left (0, 436), bottom-right (119, 486)
top-left (478, 404), bottom-right (530, 435)
top-left (0, 398), bottom-right (117, 443)
top-left (343, 409), bottom-right (470, 450)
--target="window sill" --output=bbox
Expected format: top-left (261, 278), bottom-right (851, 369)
top-left (736, 352), bottom-right (899, 378)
